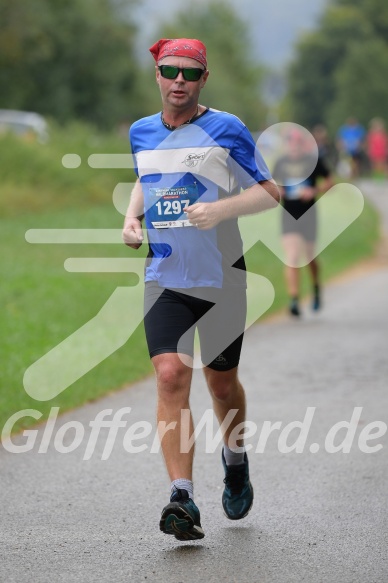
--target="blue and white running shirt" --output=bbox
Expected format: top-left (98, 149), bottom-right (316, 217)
top-left (129, 108), bottom-right (271, 289)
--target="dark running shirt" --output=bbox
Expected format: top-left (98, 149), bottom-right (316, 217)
top-left (272, 154), bottom-right (330, 220)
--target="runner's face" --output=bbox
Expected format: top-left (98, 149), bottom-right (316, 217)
top-left (286, 133), bottom-right (306, 159)
top-left (156, 56), bottom-right (209, 111)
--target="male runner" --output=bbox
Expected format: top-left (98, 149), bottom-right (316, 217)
top-left (123, 38), bottom-right (279, 540)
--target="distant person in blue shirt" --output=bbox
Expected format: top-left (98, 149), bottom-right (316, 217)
top-left (122, 37), bottom-right (279, 541)
top-left (337, 117), bottom-right (366, 178)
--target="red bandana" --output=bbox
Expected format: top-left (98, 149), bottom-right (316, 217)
top-left (149, 38), bottom-right (207, 68)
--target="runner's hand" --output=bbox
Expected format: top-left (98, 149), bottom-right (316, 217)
top-left (299, 186), bottom-right (317, 202)
top-left (122, 217), bottom-right (143, 249)
top-left (185, 202), bottom-right (221, 230)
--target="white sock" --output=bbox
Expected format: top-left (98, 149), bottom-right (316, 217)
top-left (223, 445), bottom-right (245, 466)
top-left (171, 478), bottom-right (194, 500)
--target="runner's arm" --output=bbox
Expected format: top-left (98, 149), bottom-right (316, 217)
top-left (185, 179), bottom-right (280, 230)
top-left (122, 179), bottom-right (144, 249)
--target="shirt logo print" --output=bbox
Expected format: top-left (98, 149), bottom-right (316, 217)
top-left (182, 152), bottom-right (205, 167)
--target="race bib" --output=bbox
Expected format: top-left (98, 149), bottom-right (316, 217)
top-left (148, 183), bottom-right (199, 229)
top-left (284, 178), bottom-right (309, 200)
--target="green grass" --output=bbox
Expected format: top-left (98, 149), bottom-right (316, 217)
top-left (0, 127), bottom-right (381, 434)
top-left (0, 122), bottom-right (132, 218)
top-left (1, 206), bottom-right (152, 430)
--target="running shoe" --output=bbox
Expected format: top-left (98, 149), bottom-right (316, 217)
top-left (312, 288), bottom-right (321, 311)
top-left (222, 450), bottom-right (254, 520)
top-left (289, 298), bottom-right (301, 317)
top-left (159, 488), bottom-right (205, 541)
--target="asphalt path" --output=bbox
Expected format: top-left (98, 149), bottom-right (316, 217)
top-left (1, 180), bottom-right (387, 583)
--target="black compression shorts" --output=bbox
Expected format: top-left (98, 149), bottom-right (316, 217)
top-left (143, 282), bottom-right (247, 370)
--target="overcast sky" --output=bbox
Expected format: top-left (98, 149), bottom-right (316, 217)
top-left (133, 0), bottom-right (328, 68)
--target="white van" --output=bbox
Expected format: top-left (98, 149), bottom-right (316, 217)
top-left (0, 109), bottom-right (49, 143)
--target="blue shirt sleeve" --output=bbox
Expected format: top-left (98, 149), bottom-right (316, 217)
top-left (129, 127), bottom-right (139, 178)
top-left (229, 125), bottom-right (272, 189)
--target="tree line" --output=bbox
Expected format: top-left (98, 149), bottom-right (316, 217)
top-left (0, 0), bottom-right (266, 131)
top-left (2, 0), bottom-right (386, 136)
top-left (285, 0), bottom-right (388, 133)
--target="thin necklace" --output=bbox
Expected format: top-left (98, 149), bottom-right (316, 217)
top-left (161, 106), bottom-right (199, 131)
